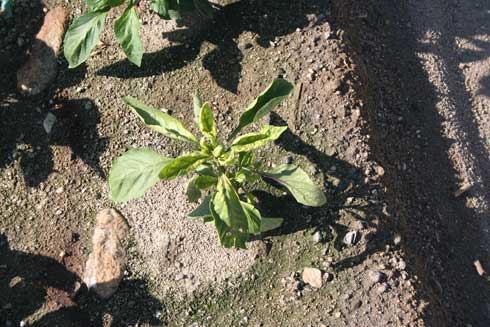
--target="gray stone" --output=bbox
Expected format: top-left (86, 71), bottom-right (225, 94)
top-left (367, 270), bottom-right (385, 284)
top-left (343, 231), bottom-right (358, 246)
top-left (312, 231), bottom-right (322, 243)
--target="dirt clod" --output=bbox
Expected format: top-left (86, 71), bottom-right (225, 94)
top-left (16, 6), bottom-right (67, 95)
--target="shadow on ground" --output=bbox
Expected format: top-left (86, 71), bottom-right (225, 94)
top-left (0, 0), bottom-right (97, 187)
top-left (0, 234), bottom-right (162, 327)
top-left (98, 0), bottom-right (325, 93)
top-left (247, 111), bottom-right (389, 268)
top-left (335, 0), bottom-right (490, 326)
top-left (0, 97), bottom-right (107, 187)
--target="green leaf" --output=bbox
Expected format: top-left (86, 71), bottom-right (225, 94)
top-left (151, 0), bottom-right (181, 19)
top-left (213, 175), bottom-right (248, 229)
top-left (109, 148), bottom-right (172, 202)
top-left (193, 90), bottom-right (203, 123)
top-left (186, 176), bottom-right (202, 202)
top-left (159, 153), bottom-right (209, 179)
top-left (114, 4), bottom-right (144, 66)
top-left (195, 164), bottom-right (216, 177)
top-left (261, 164), bottom-right (326, 207)
top-left (261, 217), bottom-right (283, 233)
top-left (188, 195), bottom-right (211, 218)
top-left (199, 103), bottom-right (216, 140)
top-left (210, 194), bottom-right (249, 248)
top-left (64, 11), bottom-right (108, 68)
top-left (90, 0), bottom-right (125, 11)
top-left (123, 96), bottom-right (198, 143)
top-left (209, 196), bottom-right (234, 248)
top-left (229, 79), bottom-right (294, 140)
top-left (241, 201), bottom-right (261, 235)
top-left (193, 0), bottom-right (213, 17)
top-left (194, 175), bottom-right (218, 189)
top-left (235, 167), bottom-right (260, 184)
top-left (239, 152), bottom-right (254, 167)
top-left (231, 125), bottom-right (287, 152)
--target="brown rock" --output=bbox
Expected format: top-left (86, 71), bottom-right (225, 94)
top-left (83, 208), bottom-right (129, 299)
top-left (302, 267), bottom-right (323, 288)
top-left (17, 7), bottom-right (67, 95)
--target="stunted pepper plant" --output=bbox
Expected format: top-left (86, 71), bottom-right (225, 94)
top-left (64, 0), bottom-right (213, 68)
top-left (109, 79), bottom-right (326, 248)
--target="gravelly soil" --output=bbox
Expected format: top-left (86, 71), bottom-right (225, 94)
top-left (7, 0), bottom-right (490, 326)
top-left (338, 0), bottom-right (490, 326)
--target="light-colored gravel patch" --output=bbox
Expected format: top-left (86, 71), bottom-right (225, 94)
top-left (119, 178), bottom-right (258, 297)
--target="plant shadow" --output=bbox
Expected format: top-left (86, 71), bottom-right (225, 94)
top-left (97, 0), bottom-right (324, 93)
top-left (0, 97), bottom-right (108, 187)
top-left (249, 112), bottom-right (388, 268)
top-left (0, 233), bottom-right (163, 327)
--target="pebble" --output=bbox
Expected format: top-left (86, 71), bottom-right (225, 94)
top-left (376, 283), bottom-right (388, 294)
top-left (42, 112), bottom-right (56, 134)
top-left (367, 270), bottom-right (385, 284)
top-left (312, 231), bottom-right (322, 243)
top-left (343, 231), bottom-right (358, 246)
top-left (301, 267), bottom-right (323, 288)
top-left (393, 234), bottom-right (401, 245)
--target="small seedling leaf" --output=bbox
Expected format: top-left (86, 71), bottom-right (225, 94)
top-left (194, 175), bottom-right (218, 189)
top-left (198, 103), bottom-right (216, 140)
top-left (213, 175), bottom-right (248, 229)
top-left (241, 201), bottom-right (261, 235)
top-left (193, 90), bottom-right (203, 123)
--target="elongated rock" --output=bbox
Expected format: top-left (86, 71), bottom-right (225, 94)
top-left (83, 209), bottom-right (129, 299)
top-left (17, 7), bottom-right (67, 95)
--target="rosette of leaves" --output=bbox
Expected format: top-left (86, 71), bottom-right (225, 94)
top-left (109, 78), bottom-right (326, 248)
top-left (63, 0), bottom-right (213, 68)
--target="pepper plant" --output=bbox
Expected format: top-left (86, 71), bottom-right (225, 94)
top-left (109, 79), bottom-right (326, 248)
top-left (64, 0), bottom-right (213, 68)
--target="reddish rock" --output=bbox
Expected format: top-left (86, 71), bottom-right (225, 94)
top-left (83, 209), bottom-right (129, 299)
top-left (17, 7), bottom-right (67, 95)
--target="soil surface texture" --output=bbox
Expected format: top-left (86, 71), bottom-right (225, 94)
top-left (1, 0), bottom-right (489, 326)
